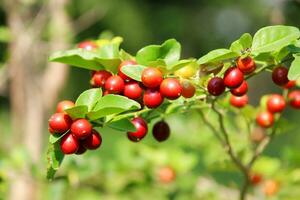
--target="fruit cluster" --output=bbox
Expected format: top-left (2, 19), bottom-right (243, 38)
top-left (48, 100), bottom-right (102, 155)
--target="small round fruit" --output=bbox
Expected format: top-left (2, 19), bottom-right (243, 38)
top-left (78, 41), bottom-right (97, 51)
top-left (181, 81), bottom-right (196, 98)
top-left (118, 60), bottom-right (137, 81)
top-left (141, 68), bottom-right (163, 88)
top-left (105, 75), bottom-right (125, 94)
top-left (230, 94), bottom-right (248, 108)
top-left (83, 130), bottom-right (102, 150)
top-left (90, 70), bottom-right (112, 87)
top-left (143, 89), bottom-right (164, 108)
top-left (48, 113), bottom-right (72, 133)
top-left (127, 117), bottom-right (148, 142)
top-left (153, 121), bottom-right (170, 142)
top-left (288, 90), bottom-right (300, 109)
top-left (158, 166), bottom-right (176, 184)
top-left (224, 67), bottom-right (244, 88)
top-left (75, 144), bottom-right (87, 155)
top-left (160, 78), bottom-right (182, 100)
top-left (263, 180), bottom-right (279, 197)
top-left (250, 127), bottom-right (266, 143)
top-left (272, 66), bottom-right (289, 86)
top-left (283, 80), bottom-right (296, 89)
top-left (230, 80), bottom-right (248, 96)
top-left (250, 173), bottom-right (263, 186)
top-left (207, 77), bottom-right (225, 96)
top-left (237, 56), bottom-right (256, 74)
top-left (60, 133), bottom-right (79, 154)
top-left (124, 82), bottom-right (143, 100)
top-left (56, 100), bottom-right (75, 113)
top-left (71, 119), bottom-right (92, 139)
top-left (174, 64), bottom-right (197, 78)
top-left (266, 94), bottom-right (286, 113)
top-left (256, 111), bottom-right (274, 128)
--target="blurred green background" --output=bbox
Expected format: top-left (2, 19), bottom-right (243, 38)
top-left (0, 0), bottom-right (300, 199)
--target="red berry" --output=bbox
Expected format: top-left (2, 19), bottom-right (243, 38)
top-left (90, 70), bottom-right (112, 87)
top-left (237, 56), bottom-right (256, 74)
top-left (118, 60), bottom-right (137, 81)
top-left (71, 119), bottom-right (92, 139)
top-left (207, 77), bottom-right (225, 96)
top-left (160, 78), bottom-right (182, 100)
top-left (48, 127), bottom-right (55, 134)
top-left (283, 80), bottom-right (296, 89)
top-left (78, 41), bottom-right (97, 51)
top-left (60, 133), bottom-right (79, 154)
top-left (124, 81), bottom-right (143, 100)
top-left (153, 121), bottom-right (170, 142)
top-left (288, 90), bottom-right (300, 109)
top-left (105, 75), bottom-right (125, 94)
top-left (250, 173), bottom-right (263, 186)
top-left (141, 68), bottom-right (163, 88)
top-left (266, 94), bottom-right (286, 113)
top-left (230, 80), bottom-right (248, 96)
top-left (256, 111), bottom-right (274, 128)
top-left (143, 89), bottom-right (164, 108)
top-left (75, 144), bottom-right (87, 155)
top-left (224, 67), bottom-right (244, 88)
top-left (56, 100), bottom-right (75, 113)
top-left (127, 117), bottom-right (148, 142)
top-left (48, 113), bottom-right (72, 134)
top-left (230, 94), bottom-right (248, 108)
top-left (272, 66), bottom-right (289, 86)
top-left (181, 81), bottom-right (196, 98)
top-left (83, 129), bottom-right (102, 150)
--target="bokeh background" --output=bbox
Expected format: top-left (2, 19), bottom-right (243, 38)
top-left (0, 0), bottom-right (300, 199)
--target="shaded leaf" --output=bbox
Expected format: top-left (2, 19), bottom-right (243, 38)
top-left (288, 55), bottom-right (300, 80)
top-left (106, 118), bottom-right (136, 132)
top-left (121, 64), bottom-right (147, 81)
top-left (46, 142), bottom-right (64, 180)
top-left (75, 88), bottom-right (103, 111)
top-left (65, 105), bottom-right (88, 119)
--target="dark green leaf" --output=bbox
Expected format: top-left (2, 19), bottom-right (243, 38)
top-left (46, 142), bottom-right (64, 180)
top-left (252, 25), bottom-right (300, 54)
top-left (75, 88), bottom-right (103, 111)
top-left (121, 65), bottom-right (147, 81)
top-left (106, 118), bottom-right (136, 132)
top-left (65, 105), bottom-right (88, 119)
top-left (288, 55), bottom-right (300, 80)
top-left (197, 49), bottom-right (239, 65)
top-left (287, 44), bottom-right (300, 54)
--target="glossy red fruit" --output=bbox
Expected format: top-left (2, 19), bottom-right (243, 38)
top-left (75, 144), bottom-right (87, 155)
top-left (143, 89), bottom-right (164, 108)
top-left (288, 90), bottom-right (300, 109)
top-left (256, 111), bottom-right (274, 128)
top-left (272, 66), bottom-right (289, 86)
top-left (124, 81), bottom-right (143, 100)
top-left (283, 80), bottom-right (296, 89)
top-left (207, 77), bottom-right (225, 96)
top-left (160, 78), bottom-right (182, 100)
top-left (48, 127), bottom-right (55, 134)
top-left (230, 94), bottom-right (248, 108)
top-left (48, 113), bottom-right (72, 133)
top-left (153, 121), bottom-right (170, 142)
top-left (90, 70), bottom-right (112, 87)
top-left (56, 100), bottom-right (75, 113)
top-left (60, 133), bottom-right (79, 154)
top-left (127, 117), bottom-right (148, 142)
top-left (83, 129), bottom-right (102, 150)
top-left (237, 56), bottom-right (256, 74)
top-left (71, 119), bottom-right (92, 139)
top-left (141, 68), bottom-right (163, 88)
top-left (230, 80), bottom-right (248, 96)
top-left (78, 41), bottom-right (97, 51)
top-left (250, 173), bottom-right (263, 186)
top-left (118, 60), bottom-right (137, 81)
top-left (266, 94), bottom-right (286, 113)
top-left (224, 67), bottom-right (244, 88)
top-left (105, 75), bottom-right (125, 94)
top-left (181, 81), bottom-right (196, 98)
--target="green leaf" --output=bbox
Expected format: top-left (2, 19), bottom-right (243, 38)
top-left (88, 95), bottom-right (141, 120)
top-left (75, 88), bottom-right (102, 111)
top-left (287, 44), bottom-right (300, 54)
top-left (230, 33), bottom-right (252, 53)
top-left (49, 49), bottom-right (104, 70)
top-left (197, 49), bottom-right (239, 65)
top-left (46, 142), bottom-right (64, 180)
top-left (65, 105), bottom-right (88, 119)
top-left (49, 132), bottom-right (68, 144)
top-left (119, 49), bottom-right (135, 61)
top-left (252, 25), bottom-right (300, 54)
top-left (136, 39), bottom-right (181, 66)
top-left (0, 26), bottom-right (10, 42)
top-left (106, 118), bottom-right (136, 132)
top-left (96, 43), bottom-right (121, 73)
top-left (288, 55), bottom-right (300, 80)
top-left (120, 64), bottom-right (147, 82)
top-left (166, 59), bottom-right (196, 72)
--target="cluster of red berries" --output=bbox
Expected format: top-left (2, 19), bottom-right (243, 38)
top-left (48, 101), bottom-right (102, 155)
top-left (90, 60), bottom-right (196, 109)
